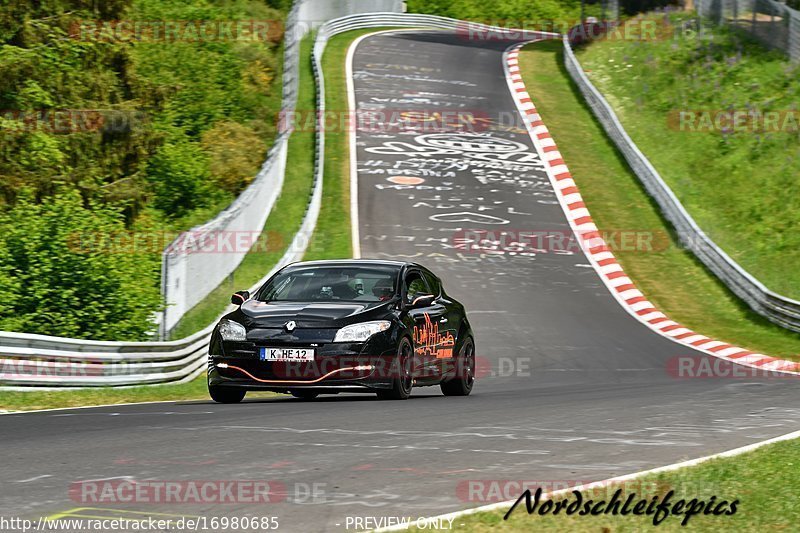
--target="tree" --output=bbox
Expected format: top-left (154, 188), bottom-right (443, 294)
top-left (0, 191), bottom-right (163, 340)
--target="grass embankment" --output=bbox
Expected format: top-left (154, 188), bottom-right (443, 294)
top-left (169, 33), bottom-right (317, 339)
top-left (575, 13), bottom-right (800, 299)
top-left (517, 39), bottom-right (800, 359)
top-left (0, 379), bottom-right (209, 412)
top-left (435, 435), bottom-right (800, 531)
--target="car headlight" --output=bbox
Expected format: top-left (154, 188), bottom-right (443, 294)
top-left (218, 319), bottom-right (247, 341)
top-left (333, 320), bottom-right (391, 342)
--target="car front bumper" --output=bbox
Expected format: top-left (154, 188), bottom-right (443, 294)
top-left (208, 335), bottom-right (399, 392)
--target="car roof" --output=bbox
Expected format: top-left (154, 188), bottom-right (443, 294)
top-left (283, 259), bottom-right (417, 271)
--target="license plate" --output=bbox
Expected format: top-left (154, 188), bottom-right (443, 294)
top-left (259, 347), bottom-right (315, 362)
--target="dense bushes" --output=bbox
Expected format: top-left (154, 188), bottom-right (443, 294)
top-left (406, 0), bottom-right (608, 22)
top-left (406, 0), bottom-right (683, 21)
top-left (0, 191), bottom-right (162, 338)
top-left (0, 0), bottom-right (286, 339)
top-left (407, 0), bottom-right (579, 21)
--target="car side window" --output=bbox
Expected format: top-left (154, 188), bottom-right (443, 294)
top-left (404, 272), bottom-right (429, 304)
top-left (422, 271), bottom-right (441, 297)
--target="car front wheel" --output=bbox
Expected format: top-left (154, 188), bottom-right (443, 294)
top-left (376, 337), bottom-right (414, 400)
top-left (208, 385), bottom-right (246, 404)
top-left (440, 336), bottom-right (475, 397)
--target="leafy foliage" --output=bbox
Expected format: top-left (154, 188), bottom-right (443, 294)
top-left (201, 121), bottom-right (267, 193)
top-left (0, 191), bottom-right (162, 339)
top-left (0, 0), bottom-right (287, 339)
top-left (406, 0), bottom-right (598, 22)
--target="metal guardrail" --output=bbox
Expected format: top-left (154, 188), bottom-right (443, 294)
top-left (562, 35), bottom-right (800, 332)
top-left (696, 0), bottom-right (800, 62)
top-left (7, 9), bottom-right (794, 389)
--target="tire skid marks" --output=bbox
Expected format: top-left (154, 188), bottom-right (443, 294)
top-left (166, 425), bottom-right (699, 448)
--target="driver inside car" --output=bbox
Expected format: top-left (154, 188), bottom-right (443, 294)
top-left (405, 275), bottom-right (428, 304)
top-left (371, 277), bottom-right (394, 301)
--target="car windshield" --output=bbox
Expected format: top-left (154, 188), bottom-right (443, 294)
top-left (256, 266), bottom-right (399, 302)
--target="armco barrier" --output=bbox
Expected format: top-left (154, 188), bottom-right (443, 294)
top-left (0, 12), bottom-right (545, 390)
top-left (562, 35), bottom-right (800, 332)
top-left (8, 12), bottom-right (792, 389)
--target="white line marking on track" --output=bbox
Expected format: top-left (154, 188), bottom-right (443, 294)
top-left (373, 426), bottom-right (800, 531)
top-left (346, 33), bottom-right (365, 259)
top-left (15, 474), bottom-right (52, 483)
top-left (0, 400), bottom-right (184, 416)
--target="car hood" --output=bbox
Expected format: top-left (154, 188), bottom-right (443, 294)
top-left (236, 300), bottom-right (392, 328)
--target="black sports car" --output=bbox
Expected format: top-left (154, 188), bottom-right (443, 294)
top-left (207, 259), bottom-right (475, 402)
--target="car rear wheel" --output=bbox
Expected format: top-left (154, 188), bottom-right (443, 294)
top-left (440, 336), bottom-right (475, 397)
top-left (290, 390), bottom-right (319, 400)
top-left (376, 337), bottom-right (414, 400)
top-left (208, 385), bottom-right (246, 404)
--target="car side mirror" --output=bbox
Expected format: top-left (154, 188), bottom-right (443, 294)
top-left (231, 290), bottom-right (250, 306)
top-left (409, 293), bottom-right (435, 308)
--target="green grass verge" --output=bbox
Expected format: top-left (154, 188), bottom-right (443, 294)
top-left (303, 28), bottom-right (385, 261)
top-left (575, 13), bottom-right (800, 300)
top-left (0, 376), bottom-right (278, 412)
top-left (0, 376), bottom-right (207, 412)
top-left (435, 435), bottom-right (800, 531)
top-left (517, 39), bottom-right (800, 359)
top-left (169, 33), bottom-right (317, 339)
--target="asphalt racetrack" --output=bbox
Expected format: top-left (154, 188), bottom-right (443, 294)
top-left (1, 31), bottom-right (798, 532)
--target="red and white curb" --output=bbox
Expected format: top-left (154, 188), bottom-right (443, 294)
top-left (504, 42), bottom-right (800, 375)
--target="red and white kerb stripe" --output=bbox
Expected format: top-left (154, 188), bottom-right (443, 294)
top-left (504, 43), bottom-right (800, 375)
